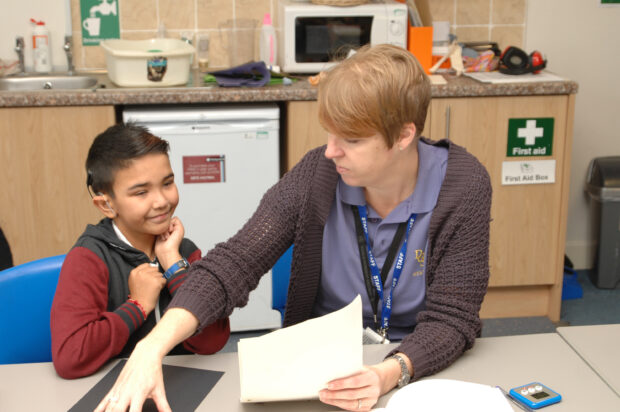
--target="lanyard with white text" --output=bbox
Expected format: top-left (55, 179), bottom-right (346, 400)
top-left (355, 205), bottom-right (417, 338)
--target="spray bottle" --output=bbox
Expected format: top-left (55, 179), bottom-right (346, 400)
top-left (259, 13), bottom-right (277, 71)
top-left (30, 18), bottom-right (52, 73)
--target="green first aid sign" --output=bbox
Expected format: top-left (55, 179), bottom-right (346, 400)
top-left (506, 118), bottom-right (554, 157)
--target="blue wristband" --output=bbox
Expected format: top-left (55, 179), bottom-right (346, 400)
top-left (163, 258), bottom-right (189, 280)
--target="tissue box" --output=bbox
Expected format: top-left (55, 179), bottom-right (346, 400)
top-left (100, 39), bottom-right (194, 87)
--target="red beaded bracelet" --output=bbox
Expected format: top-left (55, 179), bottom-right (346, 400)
top-left (127, 296), bottom-right (147, 319)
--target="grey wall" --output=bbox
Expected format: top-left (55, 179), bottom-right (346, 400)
top-left (526, 0), bottom-right (620, 269)
top-left (0, 0), bottom-right (70, 72)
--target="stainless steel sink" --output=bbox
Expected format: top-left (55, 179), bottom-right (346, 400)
top-left (0, 74), bottom-right (98, 91)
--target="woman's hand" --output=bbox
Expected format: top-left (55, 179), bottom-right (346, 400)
top-left (319, 367), bottom-right (382, 411)
top-left (318, 355), bottom-right (408, 411)
top-left (94, 308), bottom-right (199, 412)
top-left (94, 339), bottom-right (169, 412)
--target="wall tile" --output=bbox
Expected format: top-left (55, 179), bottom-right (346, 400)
top-left (491, 25), bottom-right (524, 50)
top-left (83, 44), bottom-right (106, 69)
top-left (429, 0), bottom-right (455, 24)
top-left (455, 26), bottom-right (489, 43)
top-left (456, 0), bottom-right (491, 25)
top-left (197, 0), bottom-right (234, 30)
top-left (120, 0), bottom-right (158, 30)
top-left (71, 0), bottom-right (82, 37)
top-left (237, 0), bottom-right (270, 21)
top-left (271, 1), bottom-right (280, 27)
top-left (159, 0), bottom-right (195, 30)
top-left (71, 31), bottom-right (86, 69)
top-left (121, 31), bottom-right (160, 40)
top-left (492, 0), bottom-right (525, 25)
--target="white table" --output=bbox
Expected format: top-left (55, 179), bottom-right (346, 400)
top-left (1, 334), bottom-right (619, 411)
top-left (427, 333), bottom-right (620, 411)
top-left (557, 324), bottom-right (620, 397)
top-left (0, 345), bottom-right (392, 412)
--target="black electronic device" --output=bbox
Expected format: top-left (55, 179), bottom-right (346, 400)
top-left (499, 46), bottom-right (547, 75)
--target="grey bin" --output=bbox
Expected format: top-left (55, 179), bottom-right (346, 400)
top-left (585, 156), bottom-right (620, 289)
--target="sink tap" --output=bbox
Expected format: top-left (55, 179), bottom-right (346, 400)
top-left (63, 35), bottom-right (75, 75)
top-left (14, 36), bottom-right (26, 74)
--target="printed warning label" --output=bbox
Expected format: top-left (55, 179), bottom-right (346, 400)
top-left (183, 155), bottom-right (225, 184)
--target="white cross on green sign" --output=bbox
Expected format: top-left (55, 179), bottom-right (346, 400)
top-left (507, 118), bottom-right (554, 157)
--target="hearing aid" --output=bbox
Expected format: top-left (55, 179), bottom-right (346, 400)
top-left (97, 192), bottom-right (116, 216)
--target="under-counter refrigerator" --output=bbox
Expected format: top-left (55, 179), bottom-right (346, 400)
top-left (123, 104), bottom-right (282, 332)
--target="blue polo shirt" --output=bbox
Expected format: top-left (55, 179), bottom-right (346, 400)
top-left (314, 140), bottom-right (448, 340)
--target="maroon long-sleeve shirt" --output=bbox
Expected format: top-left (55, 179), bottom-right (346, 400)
top-left (51, 218), bottom-right (230, 379)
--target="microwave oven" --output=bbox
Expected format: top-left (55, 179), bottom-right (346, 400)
top-left (277, 0), bottom-right (408, 74)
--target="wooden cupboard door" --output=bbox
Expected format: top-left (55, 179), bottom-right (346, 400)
top-left (285, 101), bottom-right (328, 171)
top-left (0, 106), bottom-right (115, 265)
top-left (429, 96), bottom-right (571, 287)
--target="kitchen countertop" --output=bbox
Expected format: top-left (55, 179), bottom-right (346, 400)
top-left (0, 70), bottom-right (578, 108)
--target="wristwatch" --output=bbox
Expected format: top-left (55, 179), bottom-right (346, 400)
top-left (163, 258), bottom-right (189, 280)
top-left (390, 354), bottom-right (411, 388)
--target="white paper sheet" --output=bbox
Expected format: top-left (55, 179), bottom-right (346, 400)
top-left (238, 295), bottom-right (363, 402)
top-left (372, 379), bottom-right (514, 412)
top-left (464, 71), bottom-right (566, 83)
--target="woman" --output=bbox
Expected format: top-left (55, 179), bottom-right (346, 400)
top-left (97, 44), bottom-right (491, 412)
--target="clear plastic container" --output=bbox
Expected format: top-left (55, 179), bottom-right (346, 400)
top-left (259, 13), bottom-right (277, 69)
top-left (197, 34), bottom-right (210, 72)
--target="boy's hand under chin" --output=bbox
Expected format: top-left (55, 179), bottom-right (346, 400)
top-left (154, 216), bottom-right (185, 271)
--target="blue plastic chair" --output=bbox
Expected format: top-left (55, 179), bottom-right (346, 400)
top-left (272, 246), bottom-right (293, 320)
top-left (0, 254), bottom-right (65, 364)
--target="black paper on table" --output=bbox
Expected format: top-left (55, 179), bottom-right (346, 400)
top-left (69, 359), bottom-right (224, 412)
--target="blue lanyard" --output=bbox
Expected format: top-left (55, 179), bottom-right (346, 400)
top-left (356, 205), bottom-right (417, 336)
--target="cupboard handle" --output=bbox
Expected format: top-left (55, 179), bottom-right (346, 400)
top-left (444, 105), bottom-right (451, 140)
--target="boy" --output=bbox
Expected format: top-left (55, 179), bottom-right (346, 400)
top-left (51, 124), bottom-right (230, 379)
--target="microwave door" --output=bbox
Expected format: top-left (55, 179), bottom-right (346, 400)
top-left (295, 16), bottom-right (373, 63)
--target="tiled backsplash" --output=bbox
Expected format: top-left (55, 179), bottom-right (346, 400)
top-left (71, 0), bottom-right (277, 70)
top-left (71, 0), bottom-right (525, 71)
top-left (429, 0), bottom-right (526, 50)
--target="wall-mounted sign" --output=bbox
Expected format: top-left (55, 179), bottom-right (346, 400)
top-left (502, 160), bottom-right (556, 185)
top-left (183, 155), bottom-right (226, 184)
top-left (506, 118), bottom-right (554, 157)
top-left (80, 0), bottom-right (120, 46)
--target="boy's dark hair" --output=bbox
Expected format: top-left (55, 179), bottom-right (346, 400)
top-left (86, 124), bottom-right (170, 197)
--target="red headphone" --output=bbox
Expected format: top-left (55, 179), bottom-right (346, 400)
top-left (499, 46), bottom-right (547, 75)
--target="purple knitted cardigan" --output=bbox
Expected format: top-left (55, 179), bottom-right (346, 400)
top-left (170, 138), bottom-right (491, 381)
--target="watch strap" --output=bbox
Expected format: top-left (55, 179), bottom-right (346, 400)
top-left (390, 354), bottom-right (411, 388)
top-left (163, 258), bottom-right (189, 280)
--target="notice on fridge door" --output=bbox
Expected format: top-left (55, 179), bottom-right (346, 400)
top-left (183, 155), bottom-right (226, 184)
